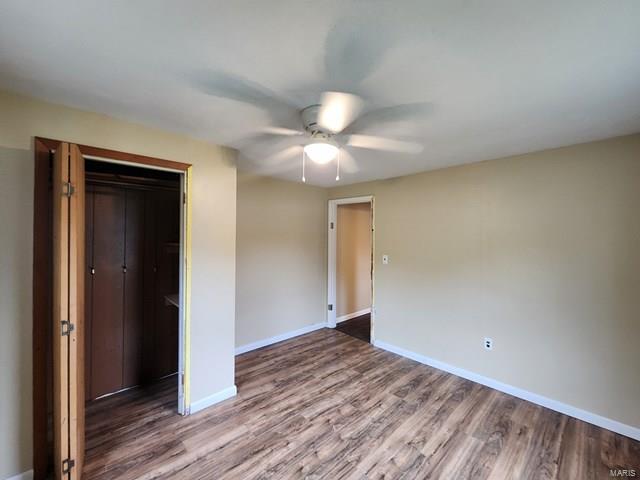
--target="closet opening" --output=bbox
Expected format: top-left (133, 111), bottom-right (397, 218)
top-left (32, 138), bottom-right (192, 479)
top-left (84, 159), bottom-right (182, 450)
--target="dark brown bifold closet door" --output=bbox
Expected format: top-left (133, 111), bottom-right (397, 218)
top-left (87, 186), bottom-right (125, 399)
top-left (52, 142), bottom-right (85, 479)
top-left (122, 189), bottom-right (145, 388)
top-left (85, 186), bottom-right (147, 398)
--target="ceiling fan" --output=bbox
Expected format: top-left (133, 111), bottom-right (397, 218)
top-left (255, 92), bottom-right (423, 182)
top-left (256, 91), bottom-right (424, 182)
top-left (195, 12), bottom-right (428, 183)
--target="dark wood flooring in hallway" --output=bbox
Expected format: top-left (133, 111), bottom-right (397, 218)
top-left (83, 328), bottom-right (639, 479)
top-left (335, 313), bottom-right (371, 343)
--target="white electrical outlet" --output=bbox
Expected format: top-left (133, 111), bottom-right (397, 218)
top-left (484, 337), bottom-right (493, 350)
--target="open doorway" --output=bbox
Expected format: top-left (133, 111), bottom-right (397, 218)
top-left (83, 159), bottom-right (181, 469)
top-left (32, 139), bottom-right (192, 479)
top-left (327, 196), bottom-right (374, 343)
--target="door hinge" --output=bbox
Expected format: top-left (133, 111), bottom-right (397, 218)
top-left (62, 458), bottom-right (75, 474)
top-left (61, 320), bottom-right (75, 337)
top-left (62, 182), bottom-right (75, 197)
top-left (330, 222), bottom-right (334, 230)
top-left (183, 192), bottom-right (187, 204)
top-left (328, 304), bottom-right (333, 311)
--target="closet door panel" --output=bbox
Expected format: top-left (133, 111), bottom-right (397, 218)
top-left (51, 142), bottom-right (85, 479)
top-left (142, 191), bottom-right (157, 381)
top-left (90, 186), bottom-right (125, 398)
top-left (84, 189), bottom-right (94, 401)
top-left (123, 190), bottom-right (145, 388)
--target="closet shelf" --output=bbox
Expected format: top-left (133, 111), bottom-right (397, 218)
top-left (164, 294), bottom-right (179, 308)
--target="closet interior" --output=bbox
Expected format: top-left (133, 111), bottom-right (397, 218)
top-left (84, 159), bottom-right (181, 401)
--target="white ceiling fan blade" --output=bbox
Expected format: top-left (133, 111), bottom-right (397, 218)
top-left (347, 134), bottom-right (423, 154)
top-left (317, 92), bottom-right (364, 133)
top-left (255, 145), bottom-right (304, 175)
top-left (260, 126), bottom-right (304, 136)
top-left (339, 149), bottom-right (359, 174)
top-left (263, 145), bottom-right (303, 166)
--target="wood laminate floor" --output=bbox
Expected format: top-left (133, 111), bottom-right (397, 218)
top-left (84, 328), bottom-right (639, 479)
top-left (335, 313), bottom-right (371, 343)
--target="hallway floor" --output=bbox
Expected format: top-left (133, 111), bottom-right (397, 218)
top-left (336, 313), bottom-right (371, 343)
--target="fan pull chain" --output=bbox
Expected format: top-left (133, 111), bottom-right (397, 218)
top-left (301, 150), bottom-right (306, 183)
top-left (336, 149), bottom-right (340, 181)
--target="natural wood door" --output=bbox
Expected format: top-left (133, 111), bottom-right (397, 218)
top-left (52, 142), bottom-right (85, 479)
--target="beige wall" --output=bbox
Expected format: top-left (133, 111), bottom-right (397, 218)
top-left (329, 134), bottom-right (640, 430)
top-left (235, 172), bottom-right (327, 347)
top-left (0, 146), bottom-right (34, 479)
top-left (0, 90), bottom-right (237, 479)
top-left (337, 203), bottom-right (372, 317)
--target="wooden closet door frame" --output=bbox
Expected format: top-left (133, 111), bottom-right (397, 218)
top-left (33, 137), bottom-right (193, 480)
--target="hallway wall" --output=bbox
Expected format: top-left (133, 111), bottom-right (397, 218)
top-left (336, 203), bottom-right (372, 318)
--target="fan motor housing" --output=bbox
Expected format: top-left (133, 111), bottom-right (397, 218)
top-left (301, 105), bottom-right (331, 137)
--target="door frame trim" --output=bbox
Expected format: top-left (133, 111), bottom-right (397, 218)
top-left (327, 195), bottom-right (374, 340)
top-left (33, 137), bottom-right (193, 479)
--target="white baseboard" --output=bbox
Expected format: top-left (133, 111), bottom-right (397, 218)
top-left (337, 308), bottom-right (371, 324)
top-left (190, 385), bottom-right (237, 414)
top-left (373, 339), bottom-right (640, 441)
top-left (5, 470), bottom-right (33, 480)
top-left (235, 322), bottom-right (325, 355)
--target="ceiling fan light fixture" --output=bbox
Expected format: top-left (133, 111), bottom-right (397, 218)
top-left (303, 142), bottom-right (338, 164)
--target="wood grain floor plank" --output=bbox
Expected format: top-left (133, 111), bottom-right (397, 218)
top-left (83, 328), bottom-right (640, 479)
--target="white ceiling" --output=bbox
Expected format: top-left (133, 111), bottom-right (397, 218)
top-left (1, 1), bottom-right (639, 186)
